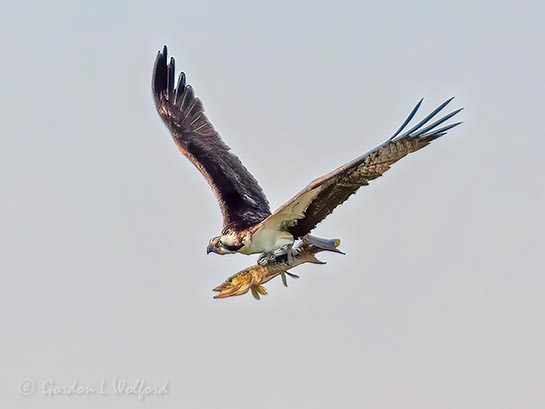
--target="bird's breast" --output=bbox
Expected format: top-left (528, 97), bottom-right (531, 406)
top-left (239, 228), bottom-right (294, 254)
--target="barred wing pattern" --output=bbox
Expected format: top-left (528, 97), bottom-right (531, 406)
top-left (259, 98), bottom-right (463, 238)
top-left (153, 46), bottom-right (271, 231)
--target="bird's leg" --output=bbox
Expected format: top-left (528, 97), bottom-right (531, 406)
top-left (257, 243), bottom-right (299, 266)
top-left (286, 243), bottom-right (295, 266)
top-left (271, 243), bottom-right (296, 266)
top-left (257, 252), bottom-right (276, 266)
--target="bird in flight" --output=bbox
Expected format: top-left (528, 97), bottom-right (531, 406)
top-left (152, 45), bottom-right (462, 265)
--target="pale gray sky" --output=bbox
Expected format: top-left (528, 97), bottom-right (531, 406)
top-left (1, 1), bottom-right (544, 408)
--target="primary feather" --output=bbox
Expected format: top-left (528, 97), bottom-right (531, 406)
top-left (152, 45), bottom-right (463, 260)
top-left (152, 46), bottom-right (271, 232)
top-left (257, 98), bottom-right (463, 239)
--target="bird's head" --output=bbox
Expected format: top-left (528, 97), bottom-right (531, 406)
top-left (206, 233), bottom-right (243, 255)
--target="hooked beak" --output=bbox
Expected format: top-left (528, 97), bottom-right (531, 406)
top-left (206, 244), bottom-right (214, 255)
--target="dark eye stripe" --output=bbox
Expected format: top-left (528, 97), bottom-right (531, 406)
top-left (223, 243), bottom-right (243, 251)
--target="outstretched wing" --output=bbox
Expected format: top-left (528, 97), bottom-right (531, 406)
top-left (254, 98), bottom-right (463, 238)
top-left (153, 46), bottom-right (271, 231)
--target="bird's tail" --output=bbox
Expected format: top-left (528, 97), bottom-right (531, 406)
top-left (302, 235), bottom-right (345, 254)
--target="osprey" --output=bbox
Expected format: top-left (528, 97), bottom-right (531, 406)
top-left (152, 46), bottom-right (462, 264)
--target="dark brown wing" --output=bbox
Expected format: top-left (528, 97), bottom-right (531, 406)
top-left (255, 98), bottom-right (463, 238)
top-left (153, 46), bottom-right (271, 232)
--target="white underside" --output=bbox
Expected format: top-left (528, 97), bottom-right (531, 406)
top-left (239, 228), bottom-right (294, 255)
top-left (237, 185), bottom-right (322, 255)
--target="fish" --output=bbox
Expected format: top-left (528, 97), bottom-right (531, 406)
top-left (212, 236), bottom-right (344, 299)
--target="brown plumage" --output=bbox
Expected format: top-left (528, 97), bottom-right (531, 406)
top-left (152, 45), bottom-right (462, 259)
top-left (252, 98), bottom-right (462, 241)
top-left (153, 46), bottom-right (271, 232)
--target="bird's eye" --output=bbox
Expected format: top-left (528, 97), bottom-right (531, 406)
top-left (217, 240), bottom-right (223, 247)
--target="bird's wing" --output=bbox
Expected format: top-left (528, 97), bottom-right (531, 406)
top-left (253, 98), bottom-right (463, 238)
top-left (153, 46), bottom-right (271, 231)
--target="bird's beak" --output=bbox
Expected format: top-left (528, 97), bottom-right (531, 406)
top-left (206, 244), bottom-right (214, 255)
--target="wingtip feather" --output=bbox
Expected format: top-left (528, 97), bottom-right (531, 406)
top-left (389, 98), bottom-right (425, 140)
top-left (390, 97), bottom-right (463, 143)
top-left (167, 56), bottom-right (175, 98)
top-left (152, 46), bottom-right (168, 100)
